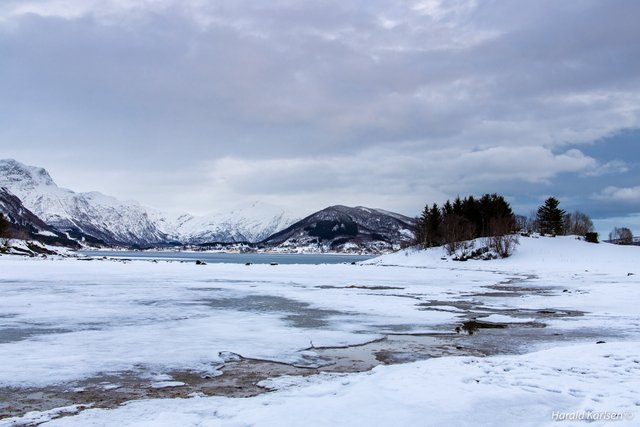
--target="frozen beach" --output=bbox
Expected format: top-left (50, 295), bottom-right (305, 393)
top-left (1, 236), bottom-right (638, 426)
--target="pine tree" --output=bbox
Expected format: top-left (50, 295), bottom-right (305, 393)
top-left (414, 203), bottom-right (443, 247)
top-left (425, 203), bottom-right (443, 247)
top-left (0, 213), bottom-right (9, 246)
top-left (536, 197), bottom-right (566, 236)
top-left (415, 204), bottom-right (430, 246)
top-left (0, 213), bottom-right (8, 236)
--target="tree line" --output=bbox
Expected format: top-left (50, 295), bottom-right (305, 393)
top-left (414, 194), bottom-right (637, 259)
top-left (415, 194), bottom-right (518, 258)
top-left (520, 197), bottom-right (634, 244)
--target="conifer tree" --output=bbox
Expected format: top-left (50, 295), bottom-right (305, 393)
top-left (536, 197), bottom-right (565, 235)
top-left (0, 213), bottom-right (8, 237)
top-left (0, 213), bottom-right (9, 246)
top-left (426, 203), bottom-right (443, 247)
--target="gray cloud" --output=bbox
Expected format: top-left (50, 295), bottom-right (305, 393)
top-left (0, 0), bottom-right (639, 219)
top-left (593, 186), bottom-right (640, 204)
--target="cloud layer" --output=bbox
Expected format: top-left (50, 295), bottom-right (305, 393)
top-left (0, 0), bottom-right (638, 225)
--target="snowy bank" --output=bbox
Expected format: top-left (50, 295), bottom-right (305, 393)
top-left (15, 341), bottom-right (638, 427)
top-left (365, 235), bottom-right (639, 275)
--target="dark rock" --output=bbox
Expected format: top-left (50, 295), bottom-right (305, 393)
top-left (459, 320), bottom-right (508, 335)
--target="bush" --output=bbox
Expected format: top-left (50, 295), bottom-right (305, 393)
top-left (486, 233), bottom-right (518, 258)
top-left (585, 232), bottom-right (599, 243)
top-left (485, 216), bottom-right (519, 258)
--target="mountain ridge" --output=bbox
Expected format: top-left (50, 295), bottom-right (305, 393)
top-left (0, 159), bottom-right (299, 246)
top-left (262, 204), bottom-right (415, 252)
top-left (0, 159), bottom-right (416, 251)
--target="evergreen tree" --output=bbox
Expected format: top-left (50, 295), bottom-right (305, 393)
top-left (0, 213), bottom-right (9, 246)
top-left (414, 203), bottom-right (443, 247)
top-left (415, 204), bottom-right (430, 246)
top-left (536, 197), bottom-right (565, 235)
top-left (442, 200), bottom-right (454, 216)
top-left (425, 203), bottom-right (443, 247)
top-left (0, 213), bottom-right (8, 236)
top-left (452, 196), bottom-right (463, 216)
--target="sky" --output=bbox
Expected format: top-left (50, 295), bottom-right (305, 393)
top-left (0, 0), bottom-right (639, 235)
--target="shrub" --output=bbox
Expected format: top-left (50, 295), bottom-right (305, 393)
top-left (485, 217), bottom-right (519, 258)
top-left (585, 232), bottom-right (599, 243)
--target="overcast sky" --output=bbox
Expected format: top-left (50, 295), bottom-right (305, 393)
top-left (1, 0), bottom-right (639, 234)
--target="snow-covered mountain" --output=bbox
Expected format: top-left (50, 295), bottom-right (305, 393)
top-left (0, 159), bottom-right (168, 245)
top-left (0, 186), bottom-right (80, 248)
top-left (263, 205), bottom-right (416, 252)
top-left (0, 187), bottom-right (47, 229)
top-left (151, 201), bottom-right (298, 244)
top-left (0, 160), bottom-right (415, 250)
top-left (0, 159), bottom-right (297, 245)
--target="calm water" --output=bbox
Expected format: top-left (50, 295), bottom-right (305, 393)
top-left (79, 251), bottom-right (374, 265)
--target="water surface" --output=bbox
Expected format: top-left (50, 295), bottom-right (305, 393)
top-left (79, 251), bottom-right (374, 265)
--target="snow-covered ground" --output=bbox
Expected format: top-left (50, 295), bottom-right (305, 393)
top-left (0, 236), bottom-right (638, 426)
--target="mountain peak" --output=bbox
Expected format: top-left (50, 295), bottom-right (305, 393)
top-left (262, 204), bottom-right (416, 252)
top-left (0, 158), bottom-right (56, 188)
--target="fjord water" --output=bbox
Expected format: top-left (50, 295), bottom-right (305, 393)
top-left (79, 251), bottom-right (374, 265)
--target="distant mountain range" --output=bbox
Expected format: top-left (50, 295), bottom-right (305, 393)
top-left (0, 159), bottom-right (415, 252)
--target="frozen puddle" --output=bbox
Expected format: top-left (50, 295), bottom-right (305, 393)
top-left (0, 327), bottom-right (73, 344)
top-left (196, 295), bottom-right (350, 329)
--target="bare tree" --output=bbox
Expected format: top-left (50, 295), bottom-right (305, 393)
top-left (441, 214), bottom-right (475, 257)
top-left (528, 210), bottom-right (539, 233)
top-left (563, 211), bottom-right (594, 236)
top-left (515, 215), bottom-right (530, 233)
top-left (609, 227), bottom-right (634, 245)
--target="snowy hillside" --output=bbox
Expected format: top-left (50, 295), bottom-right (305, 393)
top-left (366, 234), bottom-right (639, 274)
top-left (0, 186), bottom-right (80, 248)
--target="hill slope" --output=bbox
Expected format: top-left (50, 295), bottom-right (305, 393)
top-left (366, 235), bottom-right (638, 274)
top-left (0, 187), bottom-right (80, 248)
top-left (262, 205), bottom-right (415, 252)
